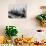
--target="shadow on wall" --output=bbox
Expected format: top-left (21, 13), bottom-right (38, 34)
top-left (30, 16), bottom-right (40, 27)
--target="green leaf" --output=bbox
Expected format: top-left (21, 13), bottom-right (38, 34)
top-left (5, 26), bottom-right (18, 39)
top-left (36, 15), bottom-right (44, 21)
top-left (44, 15), bottom-right (46, 20)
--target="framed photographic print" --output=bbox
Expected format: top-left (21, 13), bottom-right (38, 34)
top-left (8, 4), bottom-right (27, 19)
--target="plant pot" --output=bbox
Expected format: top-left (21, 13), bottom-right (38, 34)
top-left (7, 39), bottom-right (12, 44)
top-left (41, 20), bottom-right (46, 27)
top-left (11, 36), bottom-right (17, 44)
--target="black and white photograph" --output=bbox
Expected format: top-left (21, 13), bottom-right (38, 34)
top-left (8, 4), bottom-right (27, 18)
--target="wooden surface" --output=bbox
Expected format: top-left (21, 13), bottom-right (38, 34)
top-left (14, 43), bottom-right (46, 46)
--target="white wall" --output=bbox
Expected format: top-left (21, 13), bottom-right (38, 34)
top-left (0, 0), bottom-right (46, 38)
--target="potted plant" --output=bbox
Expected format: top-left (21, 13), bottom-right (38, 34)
top-left (5, 26), bottom-right (18, 43)
top-left (36, 6), bottom-right (46, 27)
top-left (36, 14), bottom-right (46, 27)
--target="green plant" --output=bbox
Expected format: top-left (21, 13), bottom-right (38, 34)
top-left (5, 26), bottom-right (18, 39)
top-left (36, 14), bottom-right (46, 21)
